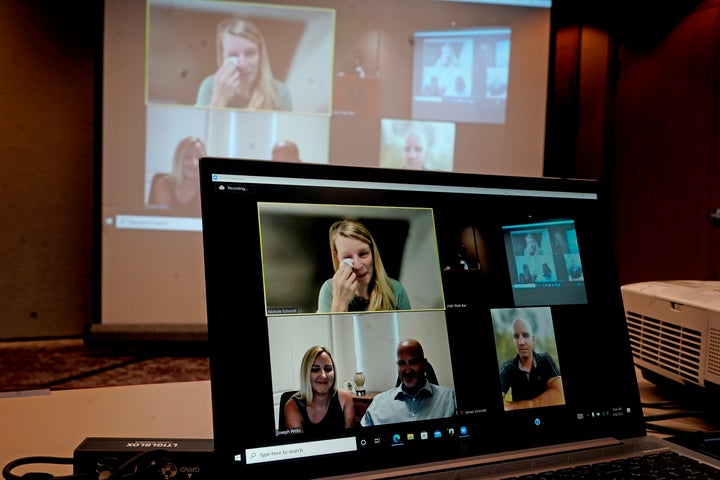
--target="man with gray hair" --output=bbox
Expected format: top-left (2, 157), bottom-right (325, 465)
top-left (499, 317), bottom-right (564, 410)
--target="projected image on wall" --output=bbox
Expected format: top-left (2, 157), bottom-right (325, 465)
top-left (412, 27), bottom-right (511, 124)
top-left (378, 118), bottom-right (455, 172)
top-left (100, 0), bottom-right (552, 333)
top-left (146, 0), bottom-right (335, 114)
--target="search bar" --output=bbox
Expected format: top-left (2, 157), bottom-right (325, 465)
top-left (114, 215), bottom-right (202, 232)
top-left (245, 437), bottom-right (356, 464)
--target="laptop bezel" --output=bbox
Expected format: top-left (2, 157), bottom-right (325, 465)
top-left (199, 157), bottom-right (646, 478)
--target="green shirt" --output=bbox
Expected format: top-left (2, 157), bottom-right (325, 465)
top-left (194, 77), bottom-right (293, 111)
top-left (316, 278), bottom-right (411, 313)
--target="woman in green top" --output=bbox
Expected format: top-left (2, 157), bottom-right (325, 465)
top-left (317, 219), bottom-right (411, 313)
top-left (195, 18), bottom-right (292, 111)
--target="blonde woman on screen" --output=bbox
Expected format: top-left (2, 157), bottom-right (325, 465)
top-left (148, 136), bottom-right (206, 215)
top-left (284, 346), bottom-right (355, 435)
top-left (195, 18), bottom-right (292, 111)
top-left (317, 219), bottom-right (411, 313)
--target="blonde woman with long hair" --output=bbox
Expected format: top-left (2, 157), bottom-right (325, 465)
top-left (317, 219), bottom-right (411, 313)
top-left (147, 136), bottom-right (206, 215)
top-left (284, 346), bottom-right (355, 434)
top-left (195, 18), bottom-right (292, 110)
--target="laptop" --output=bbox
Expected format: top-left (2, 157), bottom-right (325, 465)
top-left (198, 157), bottom-right (720, 478)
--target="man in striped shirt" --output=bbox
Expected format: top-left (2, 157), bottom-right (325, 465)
top-left (360, 339), bottom-right (456, 426)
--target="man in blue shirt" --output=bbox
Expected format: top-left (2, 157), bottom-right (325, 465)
top-left (361, 339), bottom-right (456, 426)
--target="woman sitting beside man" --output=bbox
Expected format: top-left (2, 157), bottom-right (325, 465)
top-left (283, 346), bottom-right (355, 435)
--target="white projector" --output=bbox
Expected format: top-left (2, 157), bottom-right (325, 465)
top-left (622, 280), bottom-right (720, 391)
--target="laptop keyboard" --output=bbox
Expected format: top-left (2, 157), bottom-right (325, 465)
top-left (502, 451), bottom-right (719, 479)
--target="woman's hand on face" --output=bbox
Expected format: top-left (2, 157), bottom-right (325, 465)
top-left (332, 262), bottom-right (357, 307)
top-left (210, 61), bottom-right (241, 106)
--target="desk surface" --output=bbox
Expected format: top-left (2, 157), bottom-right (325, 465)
top-left (0, 381), bottom-right (213, 477)
top-left (1, 370), bottom-right (716, 477)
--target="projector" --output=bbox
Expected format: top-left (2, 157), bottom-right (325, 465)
top-left (621, 280), bottom-right (720, 395)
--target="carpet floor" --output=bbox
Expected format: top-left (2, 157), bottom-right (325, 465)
top-left (0, 337), bottom-right (210, 393)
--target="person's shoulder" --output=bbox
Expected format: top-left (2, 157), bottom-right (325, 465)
top-left (388, 278), bottom-right (407, 291)
top-left (337, 388), bottom-right (353, 401)
top-left (363, 389), bottom-right (390, 412)
top-left (536, 351), bottom-right (559, 366)
top-left (536, 351), bottom-right (554, 361)
top-left (272, 79), bottom-right (293, 110)
top-left (151, 172), bottom-right (172, 184)
top-left (149, 173), bottom-right (175, 195)
top-left (375, 386), bottom-right (399, 400)
top-left (433, 382), bottom-right (453, 390)
top-left (428, 383), bottom-right (454, 395)
top-left (499, 357), bottom-right (516, 371)
top-left (199, 74), bottom-right (215, 86)
top-left (195, 75), bottom-right (216, 106)
top-left (273, 78), bottom-right (290, 95)
top-left (285, 395), bottom-right (302, 412)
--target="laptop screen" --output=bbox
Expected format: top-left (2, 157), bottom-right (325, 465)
top-left (199, 158), bottom-right (645, 478)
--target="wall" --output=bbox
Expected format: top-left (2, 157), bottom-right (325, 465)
top-left (550, 0), bottom-right (720, 285)
top-left (3, 0), bottom-right (718, 339)
top-left (0, 1), bottom-right (98, 339)
top-left (610, 1), bottom-right (720, 284)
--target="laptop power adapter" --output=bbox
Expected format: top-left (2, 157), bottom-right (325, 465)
top-left (73, 437), bottom-right (214, 479)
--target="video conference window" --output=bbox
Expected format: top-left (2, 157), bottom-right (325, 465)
top-left (144, 1), bottom-right (335, 208)
top-left (503, 219), bottom-right (587, 306)
top-left (268, 310), bottom-right (456, 436)
top-left (257, 203), bottom-right (445, 315)
top-left (491, 307), bottom-right (565, 411)
top-left (147, 1), bottom-right (334, 113)
top-left (412, 27), bottom-right (511, 124)
top-left (379, 119), bottom-right (456, 171)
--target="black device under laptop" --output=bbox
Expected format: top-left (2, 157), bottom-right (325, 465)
top-left (198, 157), bottom-right (720, 478)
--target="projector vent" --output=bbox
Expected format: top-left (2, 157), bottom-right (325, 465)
top-left (626, 310), bottom-right (702, 386)
top-left (708, 326), bottom-right (720, 379)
